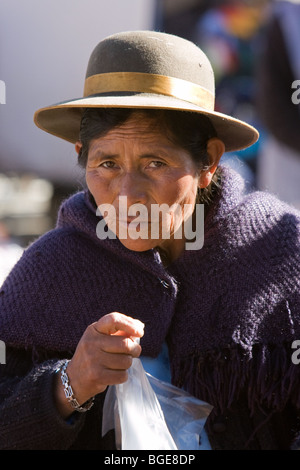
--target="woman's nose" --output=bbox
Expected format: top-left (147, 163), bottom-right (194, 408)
top-left (117, 171), bottom-right (148, 205)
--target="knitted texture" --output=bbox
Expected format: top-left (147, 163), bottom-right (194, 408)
top-left (0, 165), bottom-right (300, 449)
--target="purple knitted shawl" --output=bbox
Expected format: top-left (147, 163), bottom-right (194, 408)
top-left (1, 165), bottom-right (300, 415)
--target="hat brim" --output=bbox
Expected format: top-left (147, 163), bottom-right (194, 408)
top-left (34, 93), bottom-right (259, 152)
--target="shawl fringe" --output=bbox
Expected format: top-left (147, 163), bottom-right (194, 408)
top-left (170, 342), bottom-right (300, 416)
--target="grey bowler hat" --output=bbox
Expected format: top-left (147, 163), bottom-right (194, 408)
top-left (34, 30), bottom-right (259, 152)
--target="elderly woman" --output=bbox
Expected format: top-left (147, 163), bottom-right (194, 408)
top-left (0, 31), bottom-right (300, 450)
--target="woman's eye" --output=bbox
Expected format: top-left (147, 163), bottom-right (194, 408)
top-left (100, 161), bottom-right (117, 169)
top-left (148, 161), bottom-right (166, 168)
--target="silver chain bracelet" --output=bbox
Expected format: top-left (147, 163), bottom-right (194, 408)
top-left (60, 360), bottom-right (95, 413)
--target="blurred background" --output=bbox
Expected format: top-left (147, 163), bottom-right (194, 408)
top-left (1, 0), bottom-right (300, 284)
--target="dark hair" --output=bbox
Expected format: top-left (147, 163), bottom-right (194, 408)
top-left (78, 108), bottom-right (222, 205)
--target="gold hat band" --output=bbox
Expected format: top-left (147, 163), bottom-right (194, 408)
top-left (84, 72), bottom-right (215, 110)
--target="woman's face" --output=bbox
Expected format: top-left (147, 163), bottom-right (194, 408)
top-left (84, 113), bottom-right (202, 257)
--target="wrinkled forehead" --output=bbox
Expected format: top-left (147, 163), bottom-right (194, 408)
top-left (88, 117), bottom-right (184, 155)
top-left (88, 110), bottom-right (175, 147)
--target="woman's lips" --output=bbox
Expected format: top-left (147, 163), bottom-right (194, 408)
top-left (118, 219), bottom-right (151, 226)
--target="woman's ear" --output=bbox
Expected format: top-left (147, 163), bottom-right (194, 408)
top-left (198, 138), bottom-right (225, 188)
top-left (75, 141), bottom-right (82, 155)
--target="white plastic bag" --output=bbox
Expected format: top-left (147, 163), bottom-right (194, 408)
top-left (102, 357), bottom-right (213, 450)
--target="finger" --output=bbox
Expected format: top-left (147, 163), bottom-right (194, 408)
top-left (97, 368), bottom-right (129, 387)
top-left (93, 312), bottom-right (144, 338)
top-left (98, 333), bottom-right (142, 357)
top-left (100, 350), bottom-right (134, 370)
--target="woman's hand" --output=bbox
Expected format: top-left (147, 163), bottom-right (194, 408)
top-left (54, 312), bottom-right (144, 418)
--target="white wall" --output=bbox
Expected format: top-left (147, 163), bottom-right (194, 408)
top-left (0, 0), bottom-right (156, 183)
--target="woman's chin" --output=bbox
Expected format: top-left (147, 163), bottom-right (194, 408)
top-left (117, 237), bottom-right (160, 252)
